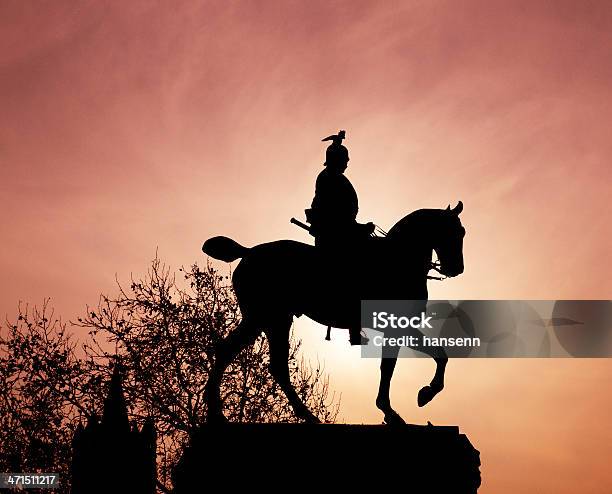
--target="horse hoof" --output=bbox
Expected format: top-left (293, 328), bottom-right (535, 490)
top-left (383, 410), bottom-right (406, 426)
top-left (207, 411), bottom-right (228, 424)
top-left (302, 414), bottom-right (322, 424)
top-left (417, 385), bottom-right (442, 407)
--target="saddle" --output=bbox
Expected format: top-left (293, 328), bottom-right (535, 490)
top-left (299, 213), bottom-right (386, 344)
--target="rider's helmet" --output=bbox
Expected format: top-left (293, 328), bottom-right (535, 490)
top-left (322, 130), bottom-right (349, 167)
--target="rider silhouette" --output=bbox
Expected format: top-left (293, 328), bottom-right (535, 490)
top-left (306, 130), bottom-right (374, 250)
top-left (305, 130), bottom-right (374, 345)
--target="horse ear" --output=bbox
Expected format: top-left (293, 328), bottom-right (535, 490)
top-left (452, 201), bottom-right (463, 215)
top-left (446, 205), bottom-right (451, 211)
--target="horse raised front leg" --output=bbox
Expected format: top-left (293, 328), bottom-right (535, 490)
top-left (376, 346), bottom-right (405, 425)
top-left (417, 356), bottom-right (447, 407)
top-left (266, 317), bottom-right (321, 424)
top-left (206, 319), bottom-right (259, 423)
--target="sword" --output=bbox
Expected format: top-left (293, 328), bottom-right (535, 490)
top-left (290, 217), bottom-right (312, 233)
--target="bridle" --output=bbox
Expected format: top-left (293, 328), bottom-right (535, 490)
top-left (427, 261), bottom-right (446, 281)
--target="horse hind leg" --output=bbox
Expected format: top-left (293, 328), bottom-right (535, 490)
top-left (206, 318), bottom-right (259, 423)
top-left (376, 346), bottom-right (406, 425)
top-left (266, 317), bottom-right (321, 424)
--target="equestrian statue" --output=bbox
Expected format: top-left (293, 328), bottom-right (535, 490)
top-left (203, 130), bottom-right (466, 425)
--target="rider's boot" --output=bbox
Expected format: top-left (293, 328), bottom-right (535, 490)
top-left (349, 327), bottom-right (369, 346)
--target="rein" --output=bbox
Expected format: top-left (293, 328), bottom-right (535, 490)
top-left (290, 218), bottom-right (447, 282)
top-left (372, 224), bottom-right (446, 282)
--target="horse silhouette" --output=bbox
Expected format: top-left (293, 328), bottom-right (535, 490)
top-left (203, 202), bottom-right (465, 424)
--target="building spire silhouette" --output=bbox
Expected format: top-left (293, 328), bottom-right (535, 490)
top-left (102, 364), bottom-right (130, 435)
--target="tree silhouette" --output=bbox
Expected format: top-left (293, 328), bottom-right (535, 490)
top-left (0, 258), bottom-right (338, 493)
top-left (0, 301), bottom-right (104, 492)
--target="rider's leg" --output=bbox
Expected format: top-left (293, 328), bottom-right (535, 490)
top-left (349, 326), bottom-right (368, 345)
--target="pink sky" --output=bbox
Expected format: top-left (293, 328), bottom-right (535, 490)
top-left (1, 1), bottom-right (611, 492)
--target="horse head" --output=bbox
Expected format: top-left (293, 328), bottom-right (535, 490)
top-left (386, 201), bottom-right (465, 278)
top-left (435, 201), bottom-right (465, 277)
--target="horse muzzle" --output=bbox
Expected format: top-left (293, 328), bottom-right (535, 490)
top-left (441, 265), bottom-right (464, 278)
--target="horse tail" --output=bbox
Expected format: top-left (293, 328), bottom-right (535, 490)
top-left (202, 236), bottom-right (250, 262)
